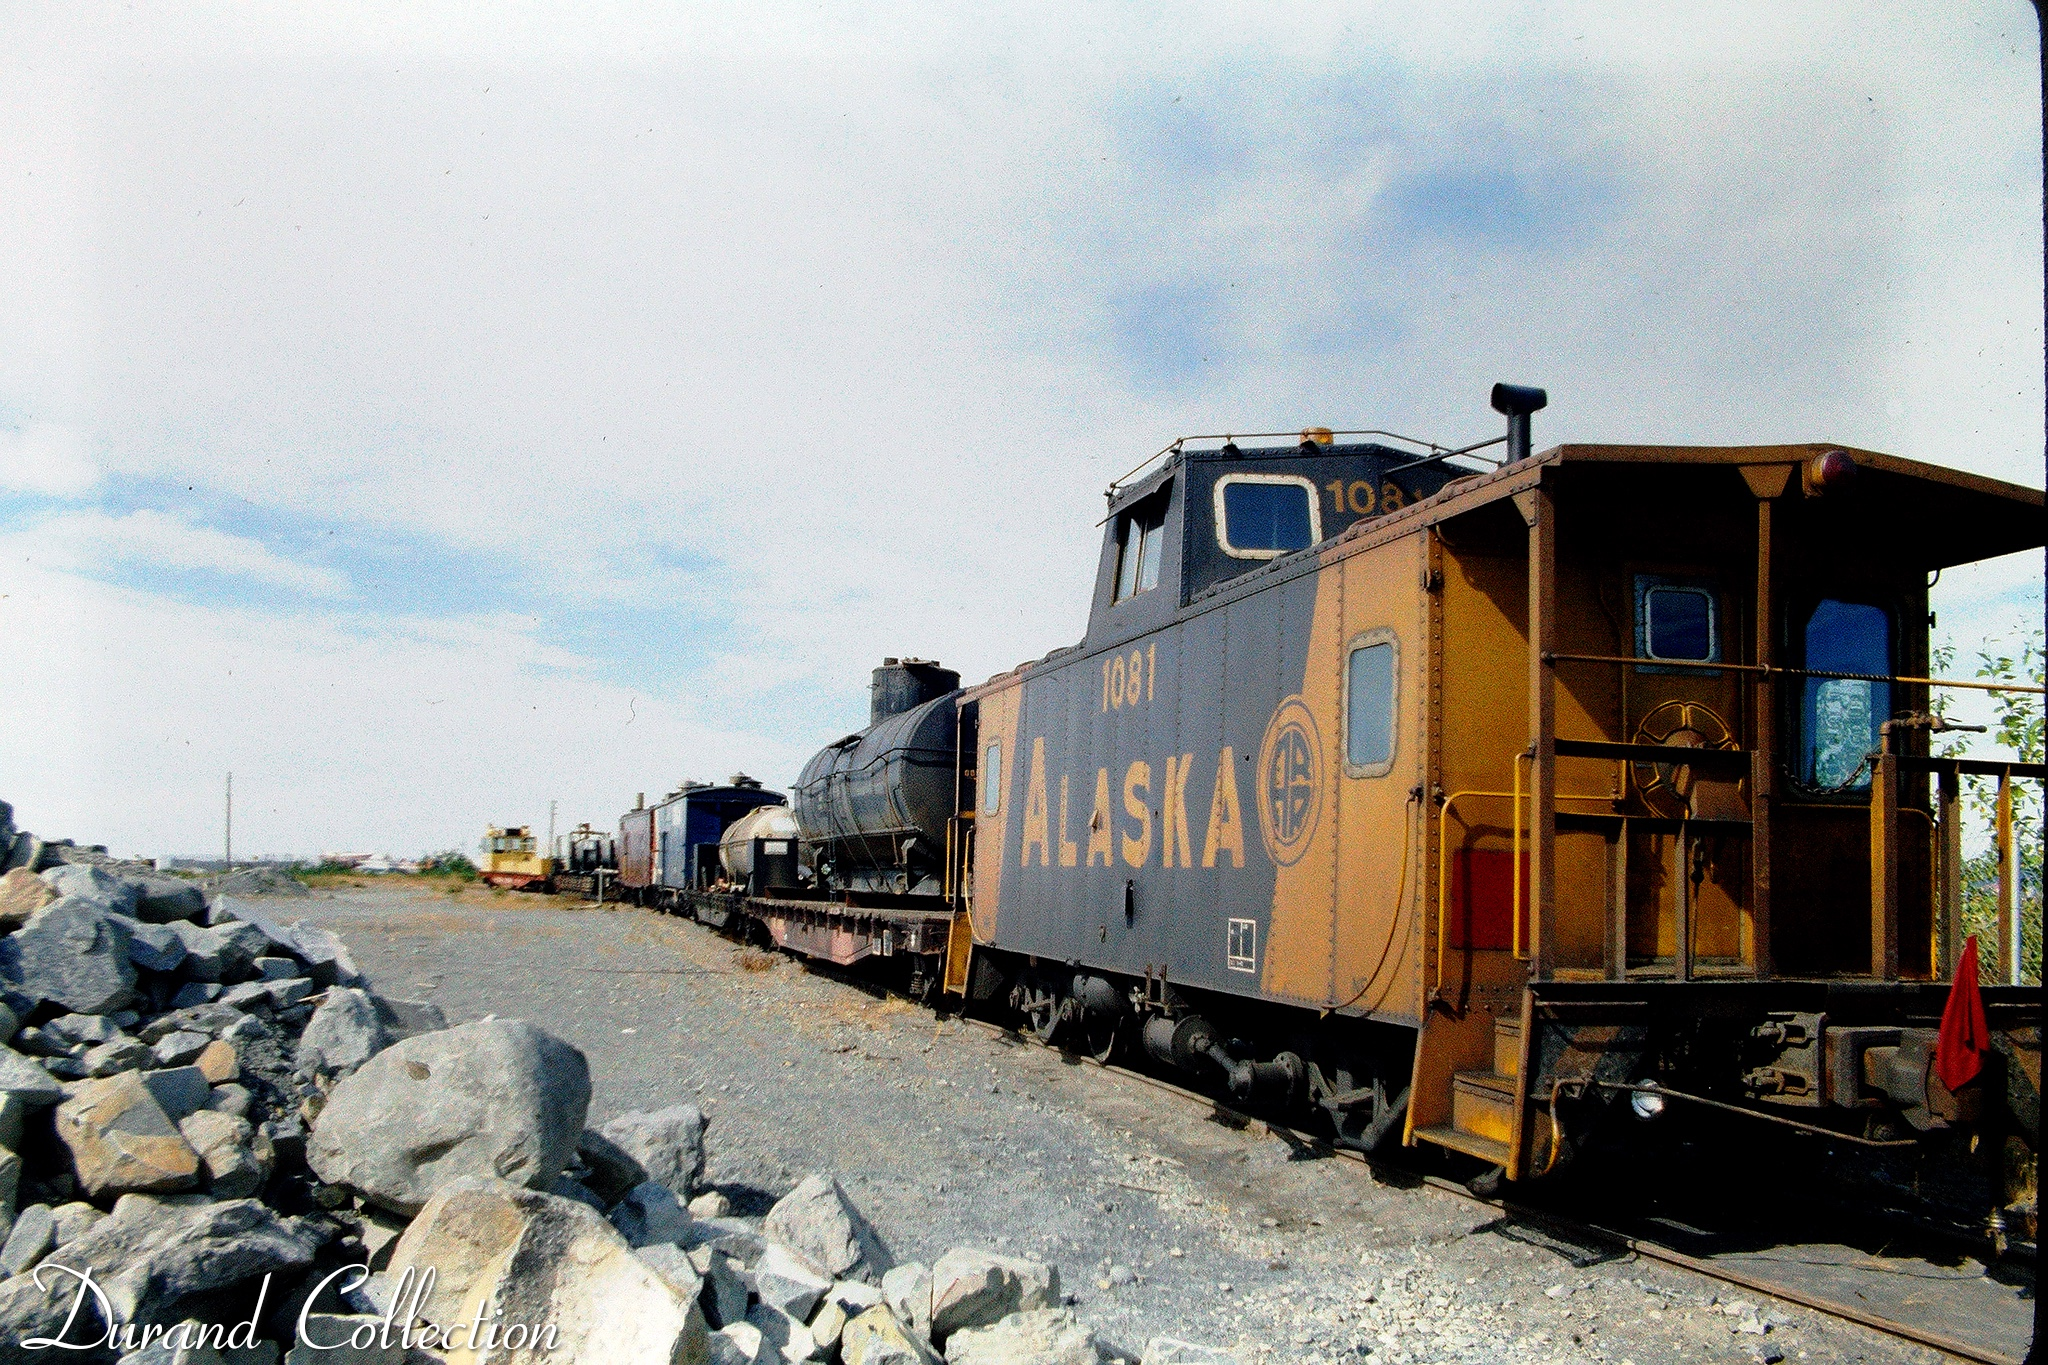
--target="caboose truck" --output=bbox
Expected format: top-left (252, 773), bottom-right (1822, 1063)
top-left (947, 389), bottom-right (2041, 1232)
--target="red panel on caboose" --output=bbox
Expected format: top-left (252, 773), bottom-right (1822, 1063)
top-left (1448, 847), bottom-right (1526, 952)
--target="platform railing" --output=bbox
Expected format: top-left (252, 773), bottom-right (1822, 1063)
top-left (1873, 744), bottom-right (2043, 985)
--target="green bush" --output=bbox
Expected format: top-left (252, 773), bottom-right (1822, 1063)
top-left (417, 850), bottom-right (480, 881)
top-left (1934, 630), bottom-right (2043, 985)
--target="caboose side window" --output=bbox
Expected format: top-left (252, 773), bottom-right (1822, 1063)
top-left (1215, 474), bottom-right (1321, 560)
top-left (1796, 599), bottom-right (1892, 791)
top-left (982, 742), bottom-right (1002, 815)
top-left (1344, 630), bottom-right (1399, 776)
top-left (1642, 584), bottom-right (1716, 661)
top-left (1113, 489), bottom-right (1168, 603)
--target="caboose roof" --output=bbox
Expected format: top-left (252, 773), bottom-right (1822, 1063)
top-left (1393, 441), bottom-right (2043, 572)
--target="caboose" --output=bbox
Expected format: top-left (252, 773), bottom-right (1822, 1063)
top-left (944, 390), bottom-right (2040, 1229)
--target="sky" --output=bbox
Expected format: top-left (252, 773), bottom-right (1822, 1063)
top-left (0, 2), bottom-right (2041, 861)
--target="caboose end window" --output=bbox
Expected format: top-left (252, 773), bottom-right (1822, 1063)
top-left (1215, 474), bottom-right (1320, 560)
top-left (1795, 598), bottom-right (1892, 792)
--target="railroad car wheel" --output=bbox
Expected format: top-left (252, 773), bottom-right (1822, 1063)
top-left (1080, 1015), bottom-right (1120, 1064)
top-left (1014, 982), bottom-right (1064, 1044)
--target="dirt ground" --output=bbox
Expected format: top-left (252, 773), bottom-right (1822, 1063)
top-left (295, 883), bottom-right (1980, 1365)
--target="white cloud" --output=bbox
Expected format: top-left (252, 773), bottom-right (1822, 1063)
top-left (0, 509), bottom-right (348, 596)
top-left (0, 424), bottom-right (96, 496)
top-left (0, 560), bottom-right (807, 858)
top-left (0, 1), bottom-right (2037, 852)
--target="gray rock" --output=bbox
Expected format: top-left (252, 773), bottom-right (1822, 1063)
top-left (130, 875), bottom-right (208, 924)
top-left (49, 1201), bottom-right (106, 1246)
top-left (140, 1067), bottom-right (212, 1121)
top-left (210, 920), bottom-right (277, 977)
top-left (284, 1314), bottom-right (403, 1364)
top-left (0, 1149), bottom-right (18, 1245)
top-left (367, 996), bottom-right (445, 1042)
top-left (124, 920), bottom-right (189, 973)
top-left (1139, 1340), bottom-right (1243, 1365)
top-left (179, 1110), bottom-right (273, 1198)
top-left (766, 1173), bottom-right (891, 1284)
top-left (608, 1179), bottom-right (694, 1248)
top-left (277, 920), bottom-right (362, 988)
top-left (43, 1014), bottom-right (122, 1048)
top-left (633, 1241), bottom-right (705, 1302)
top-left (689, 1190), bottom-right (732, 1219)
top-left (0, 899), bottom-right (139, 1015)
top-left (306, 1018), bottom-right (590, 1215)
top-left (709, 1323), bottom-right (770, 1365)
top-left (252, 957), bottom-right (300, 981)
top-left (165, 922), bottom-right (228, 982)
top-left (0, 1254), bottom-right (93, 1360)
top-left (843, 1304), bottom-right (942, 1365)
top-left (0, 1203), bottom-right (52, 1275)
top-left (930, 1250), bottom-right (1060, 1341)
top-left (120, 1319), bottom-right (283, 1362)
top-left (204, 1084), bottom-right (253, 1118)
top-left (138, 1003), bottom-right (246, 1044)
top-left (83, 1037), bottom-right (153, 1076)
top-left (11, 1026), bottom-right (72, 1058)
top-left (756, 1242), bottom-right (833, 1320)
top-left (749, 1301), bottom-right (821, 1362)
top-left (0, 1049), bottom-right (67, 1109)
top-left (690, 1246), bottom-right (751, 1329)
top-left (548, 1176), bottom-right (607, 1212)
top-left (39, 864), bottom-right (140, 917)
top-left (678, 1214), bottom-right (767, 1264)
top-left (266, 979), bottom-right (315, 1010)
top-left (884, 1261), bottom-right (934, 1343)
top-left (574, 1127), bottom-right (647, 1204)
top-left (946, 1309), bottom-right (1103, 1365)
top-left (151, 1032), bottom-right (212, 1068)
top-left (0, 1096), bottom-right (24, 1154)
top-left (60, 1193), bottom-right (327, 1323)
top-left (170, 982), bottom-right (223, 1008)
top-left (599, 1103), bottom-right (707, 1196)
top-left (218, 982), bottom-right (273, 1011)
top-left (221, 1015), bottom-right (268, 1045)
top-left (299, 994), bottom-right (389, 1080)
top-left (5, 831), bottom-right (50, 875)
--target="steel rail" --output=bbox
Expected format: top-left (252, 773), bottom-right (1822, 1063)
top-left (949, 1012), bottom-right (2026, 1365)
top-left (672, 898), bottom-right (2027, 1365)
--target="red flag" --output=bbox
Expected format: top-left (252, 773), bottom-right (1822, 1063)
top-left (1936, 935), bottom-right (1989, 1092)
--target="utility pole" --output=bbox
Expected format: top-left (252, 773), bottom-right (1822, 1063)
top-left (224, 773), bottom-right (233, 870)
top-left (547, 799), bottom-right (557, 864)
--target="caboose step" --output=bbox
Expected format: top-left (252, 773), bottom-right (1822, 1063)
top-left (1493, 1016), bottom-right (1523, 1079)
top-left (1411, 1124), bottom-right (1511, 1168)
top-left (1450, 1069), bottom-right (1518, 1147)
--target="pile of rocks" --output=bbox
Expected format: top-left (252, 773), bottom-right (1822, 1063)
top-left (0, 814), bottom-right (1231, 1365)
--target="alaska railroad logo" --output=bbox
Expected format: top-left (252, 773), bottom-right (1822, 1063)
top-left (1257, 695), bottom-right (1322, 866)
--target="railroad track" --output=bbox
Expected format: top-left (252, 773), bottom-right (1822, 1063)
top-left (649, 897), bottom-right (2034, 1363)
top-left (948, 1014), bottom-right (2034, 1365)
